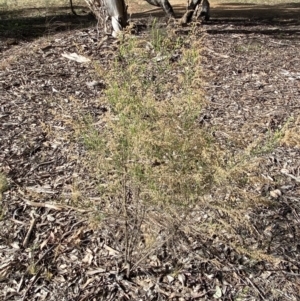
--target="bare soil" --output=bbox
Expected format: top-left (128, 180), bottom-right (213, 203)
top-left (1, 1), bottom-right (300, 300)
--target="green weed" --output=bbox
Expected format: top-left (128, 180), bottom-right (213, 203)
top-left (0, 173), bottom-right (8, 202)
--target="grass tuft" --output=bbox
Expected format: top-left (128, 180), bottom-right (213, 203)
top-left (84, 28), bottom-right (217, 208)
top-left (75, 23), bottom-right (284, 271)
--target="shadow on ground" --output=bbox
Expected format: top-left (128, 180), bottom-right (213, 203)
top-left (0, 2), bottom-right (299, 47)
top-left (133, 2), bottom-right (300, 40)
top-left (207, 3), bottom-right (300, 40)
top-left (0, 6), bottom-right (95, 44)
top-left (212, 2), bottom-right (300, 22)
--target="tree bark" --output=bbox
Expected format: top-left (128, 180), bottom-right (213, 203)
top-left (180, 0), bottom-right (210, 25)
top-left (84, 0), bottom-right (128, 37)
top-left (144, 0), bottom-right (175, 17)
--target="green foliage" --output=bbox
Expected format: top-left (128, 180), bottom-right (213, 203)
top-left (86, 29), bottom-right (217, 208)
top-left (78, 23), bottom-right (280, 269)
top-left (0, 173), bottom-right (8, 220)
top-left (0, 173), bottom-right (8, 201)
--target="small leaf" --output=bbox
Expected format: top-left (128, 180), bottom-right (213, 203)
top-left (61, 52), bottom-right (90, 63)
top-left (270, 189), bottom-right (281, 199)
top-left (213, 285), bottom-right (222, 299)
top-left (178, 273), bottom-right (186, 286)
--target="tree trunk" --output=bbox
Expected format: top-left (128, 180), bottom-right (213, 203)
top-left (144, 0), bottom-right (175, 17)
top-left (180, 0), bottom-right (210, 25)
top-left (84, 0), bottom-right (128, 37)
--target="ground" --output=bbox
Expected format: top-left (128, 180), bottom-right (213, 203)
top-left (0, 1), bottom-right (300, 300)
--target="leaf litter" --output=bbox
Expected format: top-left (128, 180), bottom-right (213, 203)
top-left (0, 5), bottom-right (300, 301)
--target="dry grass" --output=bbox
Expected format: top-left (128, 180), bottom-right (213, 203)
top-left (280, 116), bottom-right (300, 148)
top-left (72, 25), bottom-right (286, 270)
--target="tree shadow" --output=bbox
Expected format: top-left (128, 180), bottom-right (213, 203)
top-left (0, 6), bottom-right (95, 43)
top-left (1, 2), bottom-right (299, 46)
top-left (130, 5), bottom-right (186, 19)
top-left (212, 2), bottom-right (300, 20)
top-left (130, 2), bottom-right (300, 40)
top-left (131, 2), bottom-right (300, 21)
top-left (205, 3), bottom-right (300, 40)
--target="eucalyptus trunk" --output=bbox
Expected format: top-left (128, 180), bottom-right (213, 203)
top-left (84, 0), bottom-right (128, 37)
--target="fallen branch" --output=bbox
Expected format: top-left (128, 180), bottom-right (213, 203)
top-left (22, 198), bottom-right (90, 213)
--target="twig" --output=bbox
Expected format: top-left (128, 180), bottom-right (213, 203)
top-left (130, 203), bottom-right (197, 272)
top-left (17, 275), bottom-right (25, 293)
top-left (23, 213), bottom-right (36, 248)
top-left (282, 271), bottom-right (300, 277)
top-left (22, 198), bottom-right (89, 213)
top-left (203, 47), bottom-right (230, 59)
top-left (34, 244), bottom-right (57, 267)
top-left (280, 170), bottom-right (300, 183)
top-left (122, 175), bottom-right (130, 278)
top-left (21, 268), bottom-right (42, 301)
top-left (69, 0), bottom-right (78, 16)
top-left (275, 289), bottom-right (294, 300)
top-left (11, 218), bottom-right (26, 225)
top-left (245, 276), bottom-right (266, 301)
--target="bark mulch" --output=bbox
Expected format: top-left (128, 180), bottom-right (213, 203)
top-left (0, 5), bottom-right (299, 301)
